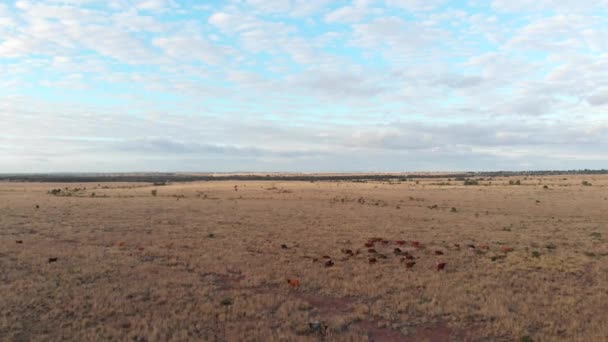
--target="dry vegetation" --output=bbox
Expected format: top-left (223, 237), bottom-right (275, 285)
top-left (1, 175), bottom-right (607, 341)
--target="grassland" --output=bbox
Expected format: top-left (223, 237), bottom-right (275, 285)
top-left (1, 175), bottom-right (607, 341)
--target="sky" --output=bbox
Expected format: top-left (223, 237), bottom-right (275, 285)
top-left (1, 0), bottom-right (607, 172)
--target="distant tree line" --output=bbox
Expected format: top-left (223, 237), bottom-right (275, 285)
top-left (1, 169), bottom-right (606, 183)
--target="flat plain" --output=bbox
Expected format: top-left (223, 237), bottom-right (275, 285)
top-left (1, 175), bottom-right (607, 341)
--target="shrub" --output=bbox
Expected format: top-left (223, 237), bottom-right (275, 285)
top-left (582, 180), bottom-right (592, 186)
top-left (464, 179), bottom-right (479, 185)
top-left (151, 189), bottom-right (158, 196)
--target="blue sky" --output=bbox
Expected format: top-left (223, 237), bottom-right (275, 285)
top-left (1, 0), bottom-right (607, 172)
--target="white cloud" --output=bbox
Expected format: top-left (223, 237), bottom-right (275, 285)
top-left (587, 90), bottom-right (608, 106)
top-left (135, 0), bottom-right (177, 11)
top-left (507, 15), bottom-right (594, 52)
top-left (244, 0), bottom-right (291, 13)
top-left (492, 0), bottom-right (608, 13)
top-left (153, 35), bottom-right (226, 65)
top-left (325, 4), bottom-right (370, 23)
top-left (239, 0), bottom-right (331, 16)
top-left (385, 0), bottom-right (446, 11)
top-left (0, 4), bottom-right (17, 28)
top-left (351, 15), bottom-right (451, 64)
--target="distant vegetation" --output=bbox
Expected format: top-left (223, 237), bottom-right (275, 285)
top-left (48, 188), bottom-right (62, 195)
top-left (3, 169), bottom-right (607, 183)
top-left (48, 187), bottom-right (87, 196)
top-left (463, 179), bottom-right (479, 186)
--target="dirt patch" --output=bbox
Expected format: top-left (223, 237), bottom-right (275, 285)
top-left (355, 321), bottom-right (410, 341)
top-left (295, 293), bottom-right (355, 316)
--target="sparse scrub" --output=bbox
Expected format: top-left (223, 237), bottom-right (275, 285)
top-left (432, 182), bottom-right (451, 186)
top-left (464, 179), bottom-right (479, 185)
top-left (2, 175), bottom-right (608, 341)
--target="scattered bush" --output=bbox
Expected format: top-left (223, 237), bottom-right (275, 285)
top-left (509, 180), bottom-right (521, 185)
top-left (582, 180), bottom-right (592, 186)
top-left (464, 179), bottom-right (479, 185)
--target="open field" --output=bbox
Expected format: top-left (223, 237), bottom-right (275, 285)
top-left (1, 175), bottom-right (607, 341)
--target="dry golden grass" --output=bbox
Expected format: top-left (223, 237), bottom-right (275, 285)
top-left (1, 175), bottom-right (607, 341)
